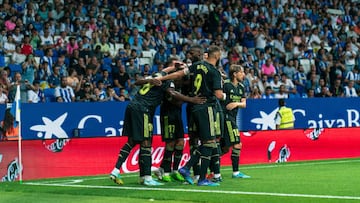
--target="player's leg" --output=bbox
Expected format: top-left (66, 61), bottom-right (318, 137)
top-left (228, 119), bottom-right (250, 179)
top-left (110, 106), bottom-right (136, 185)
top-left (209, 108), bottom-right (223, 182)
top-left (196, 106), bottom-right (219, 186)
top-left (171, 111), bottom-right (185, 182)
top-left (139, 112), bottom-right (163, 186)
top-left (156, 113), bottom-right (174, 182)
top-left (171, 138), bottom-right (185, 181)
top-left (232, 142), bottom-right (250, 178)
top-left (160, 141), bottom-right (175, 182)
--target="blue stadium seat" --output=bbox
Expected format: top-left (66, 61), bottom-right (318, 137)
top-left (0, 55), bottom-right (5, 67)
top-left (9, 63), bottom-right (22, 73)
top-left (34, 49), bottom-right (44, 57)
top-left (43, 88), bottom-right (56, 102)
top-left (113, 87), bottom-right (120, 96)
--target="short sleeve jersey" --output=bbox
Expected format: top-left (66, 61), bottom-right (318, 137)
top-left (132, 78), bottom-right (171, 113)
top-left (189, 61), bottom-right (222, 106)
top-left (222, 80), bottom-right (246, 119)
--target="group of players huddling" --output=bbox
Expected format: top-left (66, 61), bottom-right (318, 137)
top-left (109, 45), bottom-right (250, 186)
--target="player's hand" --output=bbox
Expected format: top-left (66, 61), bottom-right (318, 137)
top-left (191, 95), bottom-right (207, 104)
top-left (148, 78), bottom-right (162, 86)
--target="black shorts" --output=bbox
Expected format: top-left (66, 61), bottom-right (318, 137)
top-left (191, 105), bottom-right (217, 142)
top-left (221, 117), bottom-right (240, 148)
top-left (122, 104), bottom-right (153, 142)
top-left (160, 107), bottom-right (184, 141)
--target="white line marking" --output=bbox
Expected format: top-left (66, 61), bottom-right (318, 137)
top-left (24, 182), bottom-right (360, 200)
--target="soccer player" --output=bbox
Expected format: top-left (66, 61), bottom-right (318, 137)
top-left (155, 58), bottom-right (193, 182)
top-left (220, 64), bottom-right (251, 179)
top-left (110, 72), bottom-right (206, 186)
top-left (157, 45), bottom-right (225, 186)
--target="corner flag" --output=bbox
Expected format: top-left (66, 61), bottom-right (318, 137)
top-left (10, 85), bottom-right (21, 123)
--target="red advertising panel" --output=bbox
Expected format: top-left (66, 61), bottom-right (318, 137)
top-left (1, 128), bottom-right (359, 181)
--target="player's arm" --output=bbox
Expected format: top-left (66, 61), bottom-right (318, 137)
top-left (158, 68), bottom-right (188, 81)
top-left (226, 98), bottom-right (246, 110)
top-left (134, 77), bottom-right (162, 86)
top-left (214, 89), bottom-right (226, 101)
top-left (161, 61), bottom-right (187, 74)
top-left (167, 88), bottom-right (206, 104)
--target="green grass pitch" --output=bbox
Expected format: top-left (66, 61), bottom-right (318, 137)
top-left (1, 158), bottom-right (359, 203)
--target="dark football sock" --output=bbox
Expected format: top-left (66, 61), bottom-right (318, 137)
top-left (160, 146), bottom-right (173, 173)
top-left (173, 145), bottom-right (183, 171)
top-left (115, 142), bottom-right (133, 169)
top-left (139, 146), bottom-right (152, 177)
top-left (231, 148), bottom-right (241, 172)
top-left (199, 144), bottom-right (213, 180)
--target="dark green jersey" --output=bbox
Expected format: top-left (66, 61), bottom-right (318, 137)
top-left (189, 61), bottom-right (222, 107)
top-left (222, 80), bottom-right (246, 119)
top-left (132, 80), bottom-right (172, 113)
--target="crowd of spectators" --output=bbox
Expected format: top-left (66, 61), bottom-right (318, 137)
top-left (0, 0), bottom-right (360, 104)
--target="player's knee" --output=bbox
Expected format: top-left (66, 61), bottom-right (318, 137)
top-left (141, 140), bottom-right (152, 148)
top-left (165, 141), bottom-right (175, 151)
top-left (175, 138), bottom-right (184, 146)
top-left (233, 142), bottom-right (242, 150)
top-left (222, 146), bottom-right (230, 154)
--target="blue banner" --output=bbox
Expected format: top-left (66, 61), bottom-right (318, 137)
top-left (0, 97), bottom-right (359, 140)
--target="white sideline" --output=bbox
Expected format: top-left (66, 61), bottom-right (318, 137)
top-left (24, 182), bottom-right (360, 200)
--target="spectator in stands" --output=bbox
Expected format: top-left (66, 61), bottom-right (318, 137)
top-left (54, 76), bottom-right (75, 102)
top-left (275, 84), bottom-right (288, 99)
top-left (21, 54), bottom-right (38, 84)
top-left (293, 65), bottom-right (307, 96)
top-left (315, 85), bottom-right (332, 98)
top-left (40, 29), bottom-right (55, 50)
top-left (76, 82), bottom-right (97, 102)
top-left (9, 72), bottom-right (31, 103)
top-left (3, 35), bottom-right (16, 55)
top-left (67, 68), bottom-right (81, 93)
top-left (41, 48), bottom-right (54, 76)
top-left (330, 78), bottom-right (344, 97)
top-left (11, 45), bottom-right (26, 65)
top-left (66, 37), bottom-right (79, 57)
top-left (344, 80), bottom-right (358, 97)
top-left (261, 58), bottom-right (276, 81)
top-left (27, 80), bottom-right (44, 103)
top-left (20, 35), bottom-right (33, 56)
top-left (0, 85), bottom-right (9, 104)
top-left (154, 46), bottom-right (169, 66)
top-left (113, 63), bottom-right (130, 89)
top-left (282, 59), bottom-right (296, 80)
top-left (270, 74), bottom-right (282, 94)
top-left (261, 86), bottom-right (275, 99)
top-left (47, 66), bottom-right (61, 88)
top-left (280, 73), bottom-right (297, 97)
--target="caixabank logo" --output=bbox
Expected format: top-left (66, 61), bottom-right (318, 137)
top-left (249, 108), bottom-right (360, 130)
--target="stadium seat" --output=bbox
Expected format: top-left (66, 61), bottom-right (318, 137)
top-left (34, 50), bottom-right (44, 57)
top-left (113, 87), bottom-right (120, 96)
top-left (9, 64), bottom-right (22, 73)
top-left (43, 88), bottom-right (56, 102)
top-left (0, 55), bottom-right (5, 67)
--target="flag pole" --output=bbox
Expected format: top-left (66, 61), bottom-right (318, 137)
top-left (14, 84), bottom-right (22, 184)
